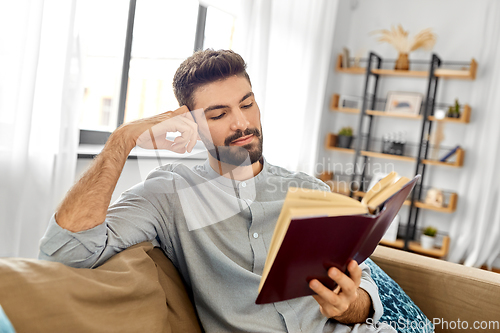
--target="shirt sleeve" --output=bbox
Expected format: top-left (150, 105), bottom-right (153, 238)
top-left (38, 184), bottom-right (165, 268)
top-left (359, 262), bottom-right (384, 322)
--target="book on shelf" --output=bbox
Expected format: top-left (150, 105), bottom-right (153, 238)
top-left (439, 145), bottom-right (460, 162)
top-left (342, 47), bottom-right (350, 68)
top-left (255, 172), bottom-right (419, 304)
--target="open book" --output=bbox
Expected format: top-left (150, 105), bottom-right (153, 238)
top-left (255, 172), bottom-right (419, 304)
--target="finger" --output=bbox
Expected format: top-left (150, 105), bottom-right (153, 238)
top-left (328, 267), bottom-right (357, 298)
top-left (190, 107), bottom-right (205, 122)
top-left (309, 279), bottom-right (341, 307)
top-left (333, 285), bottom-right (341, 295)
top-left (170, 143), bottom-right (187, 154)
top-left (175, 115), bottom-right (198, 152)
top-left (311, 294), bottom-right (345, 319)
top-left (187, 122), bottom-right (198, 152)
top-left (347, 260), bottom-right (362, 288)
top-left (190, 107), bottom-right (209, 133)
top-left (154, 139), bottom-right (176, 150)
top-left (176, 116), bottom-right (198, 152)
top-left (311, 294), bottom-right (328, 310)
top-left (173, 134), bottom-right (190, 148)
top-left (171, 105), bottom-right (190, 117)
top-left (181, 109), bottom-right (196, 123)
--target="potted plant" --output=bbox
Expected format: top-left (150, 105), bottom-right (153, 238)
top-left (447, 99), bottom-right (461, 118)
top-left (420, 226), bottom-right (437, 249)
top-left (336, 127), bottom-right (353, 148)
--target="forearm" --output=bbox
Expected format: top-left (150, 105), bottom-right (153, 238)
top-left (332, 287), bottom-right (372, 325)
top-left (56, 127), bottom-right (135, 232)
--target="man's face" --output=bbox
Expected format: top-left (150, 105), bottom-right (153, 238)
top-left (192, 75), bottom-right (263, 166)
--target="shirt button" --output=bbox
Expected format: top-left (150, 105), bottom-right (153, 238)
top-left (241, 182), bottom-right (247, 188)
top-left (253, 232), bottom-right (259, 239)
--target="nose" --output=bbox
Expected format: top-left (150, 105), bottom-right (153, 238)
top-left (230, 108), bottom-right (250, 132)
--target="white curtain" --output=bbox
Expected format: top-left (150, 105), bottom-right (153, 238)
top-left (448, 0), bottom-right (500, 268)
top-left (234, 0), bottom-right (339, 174)
top-left (0, 0), bottom-right (81, 258)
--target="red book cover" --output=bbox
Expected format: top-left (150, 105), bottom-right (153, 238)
top-left (255, 175), bottom-right (419, 304)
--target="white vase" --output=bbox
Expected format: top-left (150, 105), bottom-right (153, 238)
top-left (420, 235), bottom-right (435, 249)
top-left (382, 215), bottom-right (400, 242)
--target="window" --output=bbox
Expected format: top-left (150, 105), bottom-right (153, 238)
top-left (203, 6), bottom-right (237, 50)
top-left (77, 0), bottom-right (129, 133)
top-left (77, 0), bottom-right (237, 144)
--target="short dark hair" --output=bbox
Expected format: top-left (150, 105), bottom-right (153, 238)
top-left (172, 49), bottom-right (251, 110)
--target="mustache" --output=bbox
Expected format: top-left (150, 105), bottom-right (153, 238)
top-left (224, 128), bottom-right (261, 146)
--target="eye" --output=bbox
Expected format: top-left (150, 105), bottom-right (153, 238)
top-left (210, 113), bottom-right (225, 120)
top-left (242, 103), bottom-right (253, 109)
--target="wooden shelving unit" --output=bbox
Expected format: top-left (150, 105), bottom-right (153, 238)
top-left (336, 54), bottom-right (477, 80)
top-left (351, 190), bottom-right (457, 212)
top-left (379, 236), bottom-right (450, 258)
top-left (414, 192), bottom-right (458, 213)
top-left (326, 51), bottom-right (476, 257)
top-left (428, 104), bottom-right (471, 123)
top-left (360, 151), bottom-right (416, 162)
top-left (422, 147), bottom-right (465, 167)
top-left (379, 237), bottom-right (451, 258)
top-left (331, 93), bottom-right (471, 122)
top-left (326, 134), bottom-right (465, 167)
top-left (331, 93), bottom-right (423, 119)
top-left (365, 110), bottom-right (422, 119)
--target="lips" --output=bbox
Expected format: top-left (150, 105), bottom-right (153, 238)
top-left (231, 135), bottom-right (254, 146)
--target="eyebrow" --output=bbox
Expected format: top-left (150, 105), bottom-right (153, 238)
top-left (204, 92), bottom-right (254, 113)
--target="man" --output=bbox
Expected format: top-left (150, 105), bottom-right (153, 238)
top-left (39, 49), bottom-right (384, 332)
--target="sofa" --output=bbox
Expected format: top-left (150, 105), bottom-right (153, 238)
top-left (1, 242), bottom-right (499, 333)
top-left (370, 246), bottom-right (500, 332)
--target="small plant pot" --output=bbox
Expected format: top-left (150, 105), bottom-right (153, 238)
top-left (420, 235), bottom-right (435, 249)
top-left (336, 135), bottom-right (353, 149)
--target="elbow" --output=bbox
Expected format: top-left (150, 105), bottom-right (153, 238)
top-left (38, 238), bottom-right (104, 268)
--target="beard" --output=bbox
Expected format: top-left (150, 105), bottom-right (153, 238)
top-left (202, 127), bottom-right (263, 167)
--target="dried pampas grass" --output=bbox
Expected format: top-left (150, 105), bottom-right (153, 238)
top-left (372, 25), bottom-right (436, 54)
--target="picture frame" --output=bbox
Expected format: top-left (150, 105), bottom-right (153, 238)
top-left (385, 91), bottom-right (423, 115)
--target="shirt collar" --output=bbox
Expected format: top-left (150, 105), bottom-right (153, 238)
top-left (199, 157), bottom-right (268, 188)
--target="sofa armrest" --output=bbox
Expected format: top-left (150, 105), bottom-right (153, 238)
top-left (370, 246), bottom-right (500, 331)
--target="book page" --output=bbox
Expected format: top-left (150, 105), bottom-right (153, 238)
top-left (367, 176), bottom-right (411, 213)
top-left (286, 187), bottom-right (360, 204)
top-left (361, 171), bottom-right (398, 207)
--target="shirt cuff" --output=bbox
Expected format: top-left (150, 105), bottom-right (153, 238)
top-left (359, 262), bottom-right (384, 322)
top-left (39, 214), bottom-right (108, 257)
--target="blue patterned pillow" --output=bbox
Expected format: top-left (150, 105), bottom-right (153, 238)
top-left (364, 258), bottom-right (433, 333)
top-left (0, 305), bottom-right (15, 333)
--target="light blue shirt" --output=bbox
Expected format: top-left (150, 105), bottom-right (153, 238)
top-left (39, 158), bottom-right (383, 333)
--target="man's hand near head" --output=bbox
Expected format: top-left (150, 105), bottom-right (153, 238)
top-left (55, 106), bottom-right (198, 233)
top-left (126, 106), bottom-right (199, 153)
top-left (309, 260), bottom-right (373, 324)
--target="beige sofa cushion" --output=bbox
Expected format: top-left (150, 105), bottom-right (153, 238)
top-left (0, 242), bottom-right (201, 333)
top-left (371, 246), bottom-right (500, 332)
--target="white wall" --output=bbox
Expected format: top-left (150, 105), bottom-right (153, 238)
top-left (318, 0), bottom-right (491, 248)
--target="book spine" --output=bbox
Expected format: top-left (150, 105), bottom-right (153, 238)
top-left (439, 145), bottom-right (460, 162)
